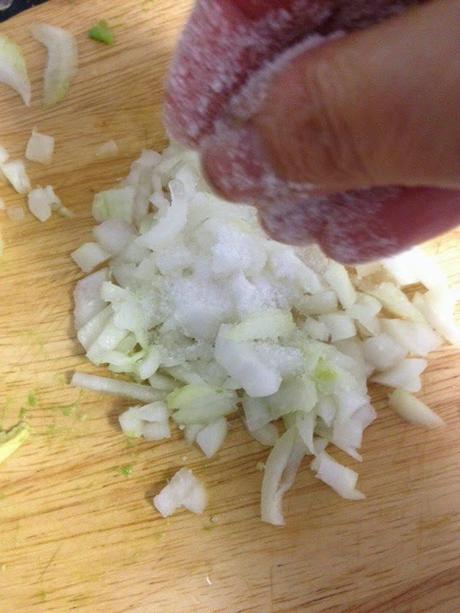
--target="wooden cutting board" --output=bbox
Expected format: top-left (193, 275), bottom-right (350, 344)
top-left (0, 1), bottom-right (459, 611)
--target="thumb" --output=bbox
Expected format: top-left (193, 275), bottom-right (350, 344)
top-left (202, 0), bottom-right (460, 200)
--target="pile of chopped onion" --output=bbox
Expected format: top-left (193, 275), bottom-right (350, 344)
top-left (71, 144), bottom-right (458, 525)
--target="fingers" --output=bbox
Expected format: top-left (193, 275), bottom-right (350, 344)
top-left (204, 0), bottom-right (460, 199)
top-left (164, 0), bottom-right (333, 146)
top-left (167, 0), bottom-right (460, 262)
top-left (258, 187), bottom-right (460, 263)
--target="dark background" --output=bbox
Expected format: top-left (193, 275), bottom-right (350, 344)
top-left (0, 0), bottom-right (47, 21)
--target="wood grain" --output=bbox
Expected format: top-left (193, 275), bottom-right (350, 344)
top-left (0, 1), bottom-right (459, 611)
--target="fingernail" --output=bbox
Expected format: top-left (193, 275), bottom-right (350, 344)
top-left (202, 120), bottom-right (314, 204)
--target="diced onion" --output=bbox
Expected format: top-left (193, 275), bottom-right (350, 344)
top-left (71, 372), bottom-right (164, 402)
top-left (388, 390), bottom-right (445, 428)
top-left (0, 34), bottom-right (31, 105)
top-left (311, 452), bottom-right (365, 500)
top-left (27, 186), bottom-right (60, 222)
top-left (1, 160), bottom-right (31, 193)
top-left (31, 23), bottom-right (78, 106)
top-left (153, 468), bottom-right (207, 517)
top-left (371, 359), bottom-right (427, 393)
top-left (196, 417), bottom-right (228, 457)
top-left (261, 428), bottom-right (306, 526)
top-left (25, 129), bottom-right (55, 164)
top-left (69, 143), bottom-right (458, 526)
top-left (96, 140), bottom-right (118, 159)
top-left (362, 333), bottom-right (407, 371)
top-left (71, 242), bottom-right (111, 273)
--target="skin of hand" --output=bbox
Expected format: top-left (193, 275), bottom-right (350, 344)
top-left (165, 0), bottom-right (460, 263)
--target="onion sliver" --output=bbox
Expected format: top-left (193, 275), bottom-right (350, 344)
top-left (31, 23), bottom-right (78, 106)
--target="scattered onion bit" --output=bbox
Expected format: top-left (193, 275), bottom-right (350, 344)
top-left (389, 389), bottom-right (445, 429)
top-left (0, 422), bottom-right (30, 465)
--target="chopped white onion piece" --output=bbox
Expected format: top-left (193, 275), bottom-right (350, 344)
top-left (196, 417), bottom-right (228, 457)
top-left (268, 376), bottom-right (317, 420)
top-left (27, 186), bottom-right (60, 222)
top-left (242, 396), bottom-right (272, 431)
top-left (74, 269), bottom-right (108, 329)
top-left (324, 261), bottom-right (356, 309)
top-left (168, 384), bottom-right (237, 424)
top-left (71, 371), bottom-right (164, 402)
top-left (295, 411), bottom-right (316, 454)
top-left (148, 372), bottom-right (176, 392)
top-left (31, 23), bottom-right (78, 106)
top-left (77, 305), bottom-right (112, 349)
top-left (0, 34), bottom-right (31, 105)
top-left (311, 452), bottom-right (365, 500)
top-left (367, 282), bottom-right (425, 323)
top-left (94, 220), bottom-right (136, 255)
top-left (136, 179), bottom-right (188, 249)
top-left (381, 319), bottom-right (442, 357)
top-left (92, 186), bottom-right (135, 224)
top-left (215, 326), bottom-right (282, 397)
top-left (153, 468), bottom-right (207, 517)
top-left (96, 140), bottom-right (119, 159)
top-left (383, 247), bottom-right (449, 292)
top-left (388, 390), bottom-right (445, 429)
top-left (296, 290), bottom-right (338, 315)
top-left (261, 428), bottom-right (306, 526)
top-left (319, 313), bottom-right (356, 342)
top-left (119, 402), bottom-right (170, 440)
top-left (316, 396), bottom-right (336, 427)
top-left (413, 290), bottom-right (460, 346)
top-left (248, 423), bottom-right (279, 446)
top-left (1, 160), bottom-right (31, 193)
top-left (224, 309), bottom-right (294, 342)
top-left (362, 334), bottom-right (407, 371)
top-left (137, 346), bottom-right (161, 380)
top-left (25, 129), bottom-right (55, 164)
top-left (71, 242), bottom-right (111, 273)
top-left (302, 317), bottom-right (329, 342)
top-left (371, 358), bottom-right (428, 392)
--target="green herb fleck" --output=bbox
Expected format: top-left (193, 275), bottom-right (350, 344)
top-left (45, 424), bottom-right (57, 437)
top-left (37, 590), bottom-right (47, 603)
top-left (27, 392), bottom-right (37, 407)
top-left (89, 20), bottom-right (115, 45)
top-left (119, 464), bottom-right (133, 477)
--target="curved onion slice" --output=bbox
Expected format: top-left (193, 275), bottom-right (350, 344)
top-left (0, 35), bottom-right (31, 105)
top-left (261, 428), bottom-right (306, 526)
top-left (389, 390), bottom-right (445, 429)
top-left (31, 23), bottom-right (78, 106)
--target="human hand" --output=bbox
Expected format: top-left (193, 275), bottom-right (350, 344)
top-left (165, 0), bottom-right (460, 263)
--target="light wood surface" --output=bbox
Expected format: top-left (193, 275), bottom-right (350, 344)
top-left (0, 1), bottom-right (459, 611)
